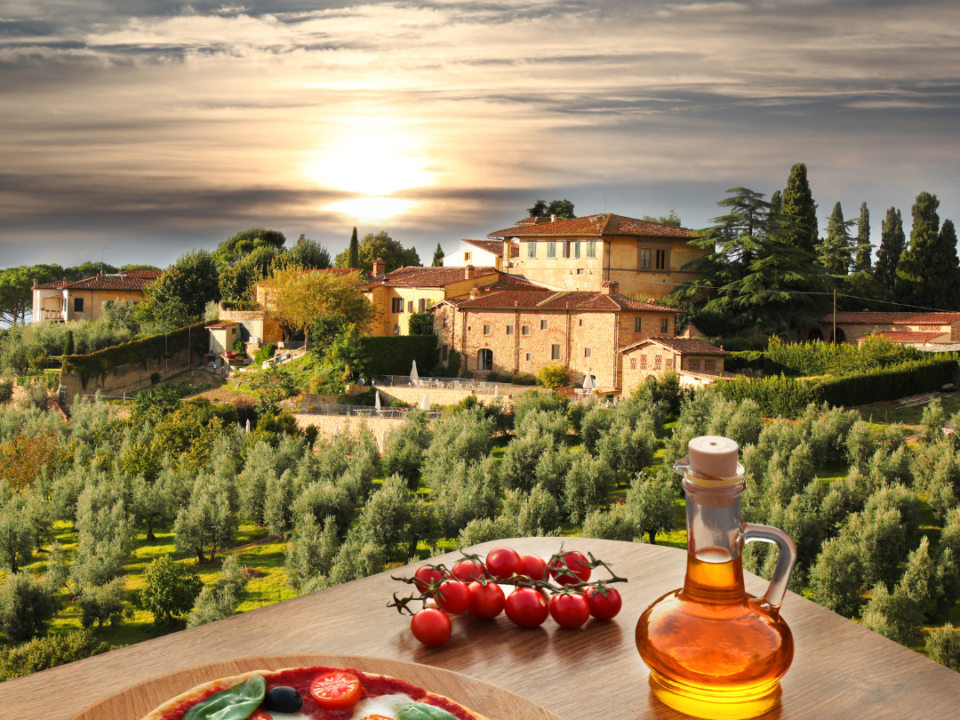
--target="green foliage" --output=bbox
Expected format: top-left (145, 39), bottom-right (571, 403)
top-left (334, 230), bottom-right (420, 276)
top-left (445, 349), bottom-right (461, 378)
top-left (781, 162), bottom-right (819, 254)
top-left (896, 192), bottom-right (960, 310)
top-left (383, 410), bottom-right (432, 488)
top-left (139, 556), bottom-right (204, 625)
top-left (408, 310), bottom-right (434, 336)
top-left (0, 574), bottom-right (59, 642)
top-left (360, 335), bottom-right (439, 377)
top-left (79, 578), bottom-right (126, 629)
top-left (926, 624), bottom-right (960, 671)
top-left (874, 207), bottom-right (905, 293)
top-left (725, 351), bottom-right (764, 372)
top-left (248, 366), bottom-right (296, 416)
top-left (2, 316), bottom-right (140, 376)
top-left (854, 201), bottom-right (872, 272)
top-left (138, 250), bottom-right (220, 328)
top-left (819, 201), bottom-right (854, 275)
top-left (563, 454), bottom-right (614, 523)
top-left (432, 244), bottom-right (444, 266)
top-left (0, 631), bottom-right (112, 681)
top-left (527, 199), bottom-right (575, 220)
top-left (174, 472), bottom-right (238, 564)
top-left (62, 330), bottom-right (75, 357)
top-left (285, 514), bottom-right (339, 592)
top-left (0, 379), bottom-right (11, 403)
top-left (187, 555), bottom-right (248, 628)
top-left (254, 344), bottom-right (277, 365)
top-left (624, 470), bottom-right (677, 543)
top-left (348, 227), bottom-right (359, 270)
top-left (581, 504), bottom-right (641, 542)
top-left (283, 235), bottom-right (331, 271)
top-left (536, 363), bottom-right (570, 389)
top-left (642, 210), bottom-right (682, 227)
top-left (764, 335), bottom-right (921, 377)
top-left (214, 228), bottom-right (286, 268)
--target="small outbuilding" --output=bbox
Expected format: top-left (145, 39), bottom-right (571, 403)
top-left (207, 321), bottom-right (241, 356)
top-left (619, 337), bottom-right (729, 393)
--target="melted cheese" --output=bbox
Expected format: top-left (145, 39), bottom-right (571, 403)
top-left (265, 692), bottom-right (416, 720)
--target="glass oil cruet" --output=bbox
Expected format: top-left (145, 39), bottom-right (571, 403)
top-left (636, 436), bottom-right (798, 720)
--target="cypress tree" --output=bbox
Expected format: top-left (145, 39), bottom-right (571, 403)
top-left (874, 207), bottom-right (905, 292)
top-left (781, 163), bottom-right (819, 254)
top-left (895, 192), bottom-right (960, 309)
top-left (348, 227), bottom-right (359, 269)
top-left (432, 244), bottom-right (444, 267)
top-left (855, 201), bottom-right (872, 272)
top-left (820, 202), bottom-right (854, 275)
top-left (769, 190), bottom-right (782, 217)
top-left (62, 330), bottom-right (75, 357)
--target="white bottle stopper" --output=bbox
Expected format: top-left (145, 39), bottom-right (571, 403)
top-left (688, 436), bottom-right (740, 478)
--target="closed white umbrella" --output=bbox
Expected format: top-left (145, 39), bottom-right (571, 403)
top-left (245, 418), bottom-right (251, 433)
top-left (419, 393), bottom-right (430, 410)
top-left (333, 425), bottom-right (339, 438)
top-left (583, 373), bottom-right (595, 391)
top-left (494, 385), bottom-right (499, 398)
top-left (375, 390), bottom-right (382, 412)
top-left (410, 360), bottom-right (420, 384)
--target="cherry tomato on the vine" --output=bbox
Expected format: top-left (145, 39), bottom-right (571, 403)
top-left (413, 565), bottom-right (444, 593)
top-left (485, 547), bottom-right (522, 581)
top-left (451, 559), bottom-right (487, 583)
top-left (585, 584), bottom-right (622, 620)
top-left (519, 553), bottom-right (547, 581)
top-left (410, 608), bottom-right (452, 647)
top-left (550, 592), bottom-right (591, 629)
top-left (549, 550), bottom-right (592, 586)
top-left (435, 580), bottom-right (470, 615)
top-left (505, 587), bottom-right (549, 628)
top-left (467, 581), bottom-right (505, 619)
top-left (310, 671), bottom-right (364, 709)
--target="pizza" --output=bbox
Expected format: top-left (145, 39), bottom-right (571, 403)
top-left (142, 664), bottom-right (490, 720)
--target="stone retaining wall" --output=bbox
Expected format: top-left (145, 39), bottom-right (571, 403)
top-left (293, 413), bottom-right (406, 452)
top-left (373, 384), bottom-right (544, 409)
top-left (60, 346), bottom-right (199, 404)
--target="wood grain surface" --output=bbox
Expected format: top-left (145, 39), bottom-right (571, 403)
top-left (3, 539), bottom-right (960, 720)
top-left (67, 654), bottom-right (565, 720)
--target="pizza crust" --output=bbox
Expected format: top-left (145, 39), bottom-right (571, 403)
top-left (140, 667), bottom-right (490, 720)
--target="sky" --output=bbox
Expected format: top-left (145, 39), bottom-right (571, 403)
top-left (1, 0), bottom-right (959, 270)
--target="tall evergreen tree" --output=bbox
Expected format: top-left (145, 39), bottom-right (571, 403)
top-left (347, 227), bottom-right (359, 269)
top-left (855, 202), bottom-right (872, 272)
top-left (769, 190), bottom-right (783, 217)
top-left (895, 192), bottom-right (960, 309)
top-left (432, 244), bottom-right (444, 267)
top-left (820, 202), bottom-right (854, 275)
top-left (874, 207), bottom-right (905, 292)
top-left (781, 163), bottom-right (819, 254)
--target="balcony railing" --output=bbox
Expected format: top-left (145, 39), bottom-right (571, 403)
top-left (371, 375), bottom-right (540, 396)
top-left (298, 401), bottom-right (442, 420)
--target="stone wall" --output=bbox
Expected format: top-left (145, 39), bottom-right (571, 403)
top-left (60, 346), bottom-right (200, 404)
top-left (372, 384), bottom-right (543, 409)
top-left (292, 414), bottom-right (405, 452)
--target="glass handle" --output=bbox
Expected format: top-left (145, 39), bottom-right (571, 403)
top-left (743, 522), bottom-right (798, 612)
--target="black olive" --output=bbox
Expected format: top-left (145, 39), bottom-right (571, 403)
top-left (264, 686), bottom-right (303, 713)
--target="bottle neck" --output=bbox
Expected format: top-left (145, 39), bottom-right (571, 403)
top-left (681, 476), bottom-right (747, 604)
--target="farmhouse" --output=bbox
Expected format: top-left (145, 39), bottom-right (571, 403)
top-left (31, 267), bottom-right (162, 323)
top-left (442, 239), bottom-right (519, 271)
top-left (813, 311), bottom-right (960, 348)
top-left (619, 337), bottom-right (730, 392)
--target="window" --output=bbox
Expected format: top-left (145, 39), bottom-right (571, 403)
top-left (527, 242), bottom-right (536, 259)
top-left (464, 251), bottom-right (471, 262)
top-left (522, 325), bottom-right (530, 335)
top-left (689, 358), bottom-right (701, 372)
top-left (630, 357), bottom-right (637, 370)
top-left (666, 358), bottom-right (674, 369)
top-left (547, 241), bottom-right (557, 258)
top-left (640, 249), bottom-right (651, 269)
top-left (392, 298), bottom-right (403, 313)
top-left (660, 318), bottom-right (669, 333)
top-left (540, 320), bottom-right (548, 330)
top-left (483, 324), bottom-right (491, 335)
top-left (577, 268), bottom-right (585, 275)
top-left (584, 347), bottom-right (591, 358)
top-left (506, 324), bottom-right (514, 335)
top-left (525, 352), bottom-right (532, 361)
top-left (442, 344), bottom-right (449, 362)
top-left (561, 242), bottom-right (570, 259)
top-left (654, 354), bottom-right (663, 370)
top-left (574, 241), bottom-right (581, 259)
top-left (656, 249), bottom-right (667, 270)
top-left (478, 349), bottom-right (493, 371)
top-left (579, 319), bottom-right (583, 327)
top-left (587, 241), bottom-right (596, 258)
top-left (640, 355), bottom-right (647, 369)
top-left (704, 359), bottom-right (716, 373)
top-left (551, 344), bottom-right (561, 360)
top-left (634, 317), bottom-right (642, 333)
top-left (73, 297), bottom-right (84, 313)
top-left (407, 301), bottom-right (414, 313)
top-left (442, 317), bottom-right (448, 329)
top-left (418, 298), bottom-right (428, 312)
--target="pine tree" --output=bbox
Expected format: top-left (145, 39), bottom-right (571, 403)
top-left (874, 207), bottom-right (905, 292)
top-left (820, 202), bottom-right (854, 275)
top-left (347, 227), bottom-right (359, 269)
top-left (431, 244), bottom-right (444, 267)
top-left (781, 163), bottom-right (819, 253)
top-left (895, 192), bottom-right (960, 309)
top-left (769, 190), bottom-right (782, 217)
top-left (855, 202), bottom-right (872, 272)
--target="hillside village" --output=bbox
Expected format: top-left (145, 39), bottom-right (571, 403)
top-left (2, 177), bottom-right (960, 681)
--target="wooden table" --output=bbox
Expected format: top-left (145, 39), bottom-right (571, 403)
top-left (5, 538), bottom-right (959, 720)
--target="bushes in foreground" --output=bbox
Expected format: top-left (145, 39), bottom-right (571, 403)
top-left (0, 631), bottom-right (112, 681)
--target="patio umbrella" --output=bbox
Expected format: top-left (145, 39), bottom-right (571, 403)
top-left (375, 390), bottom-right (382, 412)
top-left (245, 418), bottom-right (251, 433)
top-left (494, 385), bottom-right (499, 398)
top-left (583, 373), bottom-right (595, 392)
top-left (419, 393), bottom-right (430, 410)
top-left (410, 360), bottom-right (420, 384)
top-left (333, 425), bottom-right (339, 438)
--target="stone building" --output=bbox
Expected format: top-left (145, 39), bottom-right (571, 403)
top-left (442, 239), bottom-right (519, 271)
top-left (485, 213), bottom-right (708, 298)
top-left (811, 311), bottom-right (960, 348)
top-left (432, 280), bottom-right (679, 391)
top-left (32, 267), bottom-right (161, 323)
top-left (619, 337), bottom-right (729, 393)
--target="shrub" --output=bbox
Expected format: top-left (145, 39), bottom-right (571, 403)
top-left (79, 578), bottom-right (126, 629)
top-left (0, 379), bottom-right (11, 403)
top-left (408, 310), bottom-right (434, 336)
top-left (511, 374), bottom-right (537, 386)
top-left (446, 350), bottom-right (461, 378)
top-left (536, 363), bottom-right (570, 389)
top-left (360, 335), bottom-right (439, 377)
top-left (254, 343), bottom-right (277, 365)
top-left (139, 556), bottom-right (204, 625)
top-left (725, 351), bottom-right (764, 373)
top-left (62, 330), bottom-right (75, 357)
top-left (927, 624), bottom-right (960, 671)
top-left (0, 574), bottom-right (59, 642)
top-left (0, 631), bottom-right (112, 682)
top-left (231, 338), bottom-right (246, 354)
top-left (485, 371), bottom-right (502, 383)
top-left (581, 504), bottom-right (641, 542)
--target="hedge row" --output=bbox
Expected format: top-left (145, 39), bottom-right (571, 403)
top-left (62, 322), bottom-right (207, 388)
top-left (725, 351), bottom-right (764, 372)
top-left (361, 335), bottom-right (440, 377)
top-left (715, 357), bottom-right (959, 417)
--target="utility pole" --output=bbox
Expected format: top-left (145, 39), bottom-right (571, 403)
top-left (833, 289), bottom-right (837, 344)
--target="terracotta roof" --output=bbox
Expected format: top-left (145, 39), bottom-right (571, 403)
top-left (825, 311), bottom-right (960, 324)
top-left (620, 337), bottom-right (729, 355)
top-left (61, 273), bottom-right (158, 291)
top-left (120, 267), bottom-right (163, 279)
top-left (455, 290), bottom-right (681, 313)
top-left (461, 239), bottom-right (520, 259)
top-left (206, 321), bottom-right (240, 329)
top-left (34, 280), bottom-right (70, 290)
top-left (303, 268), bottom-right (358, 275)
top-left (516, 217), bottom-right (554, 225)
top-left (488, 213), bottom-right (696, 239)
top-left (474, 274), bottom-right (544, 292)
top-left (360, 265), bottom-right (499, 290)
top-left (875, 331), bottom-right (950, 344)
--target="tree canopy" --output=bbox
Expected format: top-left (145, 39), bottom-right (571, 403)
top-left (820, 201), bottom-right (855, 275)
top-left (895, 192), bottom-right (960, 310)
top-left (874, 207), bottom-right (905, 293)
top-left (781, 163), bottom-right (819, 254)
top-left (333, 231), bottom-right (420, 276)
top-left (854, 202), bottom-right (872, 273)
top-left (137, 250), bottom-right (220, 330)
top-left (432, 244), bottom-right (444, 267)
top-left (212, 228), bottom-right (286, 269)
top-left (266, 265), bottom-right (379, 340)
top-left (642, 211), bottom-right (682, 227)
top-left (526, 199), bottom-right (575, 220)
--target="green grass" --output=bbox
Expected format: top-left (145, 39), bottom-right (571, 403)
top-left (854, 392), bottom-right (960, 426)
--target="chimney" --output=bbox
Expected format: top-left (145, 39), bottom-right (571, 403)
top-left (502, 239), bottom-right (512, 267)
top-left (372, 257), bottom-right (385, 276)
top-left (469, 286), bottom-right (480, 299)
top-left (647, 298), bottom-right (656, 304)
top-left (600, 280), bottom-right (619, 295)
top-left (551, 214), bottom-right (557, 222)
top-left (465, 264), bottom-right (476, 280)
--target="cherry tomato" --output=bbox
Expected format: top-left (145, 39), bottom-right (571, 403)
top-left (519, 553), bottom-right (547, 581)
top-left (435, 579), bottom-right (471, 614)
top-left (451, 559), bottom-right (487, 583)
top-left (310, 671), bottom-right (363, 709)
top-left (550, 592), bottom-right (590, 629)
top-left (413, 565), bottom-right (444, 593)
top-left (250, 713), bottom-right (272, 720)
top-left (585, 584), bottom-right (623, 620)
top-left (411, 607), bottom-right (452, 647)
top-left (468, 581), bottom-right (505, 619)
top-left (485, 547), bottom-right (522, 581)
top-left (548, 550), bottom-right (592, 586)
top-left (505, 587), bottom-right (549, 628)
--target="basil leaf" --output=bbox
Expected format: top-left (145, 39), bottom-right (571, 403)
top-left (395, 700), bottom-right (460, 720)
top-left (183, 675), bottom-right (266, 720)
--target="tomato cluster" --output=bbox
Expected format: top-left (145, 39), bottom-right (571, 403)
top-left (393, 546), bottom-right (625, 648)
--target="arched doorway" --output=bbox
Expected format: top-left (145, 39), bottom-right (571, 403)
top-left (478, 349), bottom-right (493, 371)
top-left (828, 328), bottom-right (847, 344)
top-left (807, 328), bottom-right (824, 342)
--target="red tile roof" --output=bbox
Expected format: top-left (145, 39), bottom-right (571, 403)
top-left (120, 267), bottom-right (163, 279)
top-left (360, 265), bottom-right (499, 290)
top-left (34, 280), bottom-right (70, 290)
top-left (875, 331), bottom-right (950, 344)
top-left (206, 321), bottom-right (240, 329)
top-left (474, 274), bottom-right (543, 292)
top-left (826, 311), bottom-right (960, 324)
top-left (61, 273), bottom-right (158, 291)
top-left (620, 337), bottom-right (728, 355)
top-left (461, 239), bottom-right (520, 259)
top-left (455, 290), bottom-right (680, 313)
top-left (488, 213), bottom-right (696, 239)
